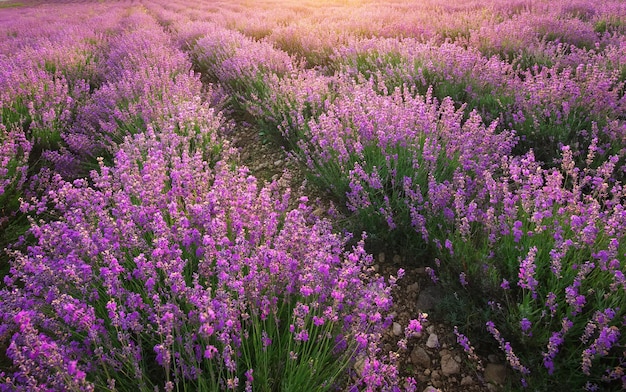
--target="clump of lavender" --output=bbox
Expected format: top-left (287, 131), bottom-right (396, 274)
top-left (436, 144), bottom-right (626, 390)
top-left (189, 24), bottom-right (298, 112)
top-left (0, 122), bottom-right (407, 390)
top-left (45, 9), bottom-right (225, 178)
top-left (328, 36), bottom-right (517, 125)
top-left (278, 78), bottom-right (514, 249)
top-left (0, 126), bottom-right (31, 225)
top-left (0, 125), bottom-right (32, 274)
top-left (0, 2), bottom-right (129, 284)
top-left (247, 68), bottom-right (337, 147)
top-left (0, 57), bottom-right (88, 152)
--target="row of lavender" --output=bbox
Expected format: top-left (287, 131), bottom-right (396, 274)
top-left (144, 0), bottom-right (626, 389)
top-left (0, 0), bottom-right (115, 276)
top-left (0, 3), bottom-right (419, 391)
top-left (154, 0), bottom-right (626, 70)
top-left (154, 0), bottom-right (626, 169)
top-left (0, 0), bottom-right (223, 271)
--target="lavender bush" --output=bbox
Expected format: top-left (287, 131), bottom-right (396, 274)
top-left (189, 24), bottom-right (297, 113)
top-left (274, 79), bottom-right (514, 247)
top-left (0, 58), bottom-right (89, 152)
top-left (434, 145), bottom-right (626, 390)
top-left (327, 37), bottom-right (516, 125)
top-left (0, 122), bottom-right (416, 391)
top-left (0, 126), bottom-right (32, 276)
top-left (47, 9), bottom-right (225, 178)
top-left (0, 126), bottom-right (30, 218)
top-left (0, 3), bottom-right (119, 277)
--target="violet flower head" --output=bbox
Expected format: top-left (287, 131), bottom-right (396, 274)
top-left (520, 318), bottom-right (532, 337)
top-left (518, 246), bottom-right (539, 299)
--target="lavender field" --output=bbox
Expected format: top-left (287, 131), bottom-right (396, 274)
top-left (1, 0), bottom-right (625, 390)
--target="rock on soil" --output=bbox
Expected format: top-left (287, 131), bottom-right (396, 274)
top-left (411, 346), bottom-right (431, 368)
top-left (440, 350), bottom-right (461, 376)
top-left (484, 363), bottom-right (508, 385)
top-left (393, 322), bottom-right (403, 336)
top-left (416, 285), bottom-right (445, 311)
top-left (426, 333), bottom-right (439, 348)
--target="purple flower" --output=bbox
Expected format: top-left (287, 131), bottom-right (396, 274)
top-left (486, 321), bottom-right (530, 376)
top-left (405, 315), bottom-right (426, 339)
top-left (425, 267), bottom-right (439, 284)
top-left (459, 272), bottom-right (468, 287)
top-left (581, 326), bottom-right (621, 375)
top-left (518, 246), bottom-right (539, 299)
top-left (512, 220), bottom-right (523, 242)
top-left (520, 318), bottom-right (532, 336)
top-left (445, 239), bottom-right (454, 255)
top-left (545, 292), bottom-right (558, 317)
top-left (454, 326), bottom-right (484, 371)
top-left (565, 285), bottom-right (586, 316)
top-left (542, 318), bottom-right (573, 375)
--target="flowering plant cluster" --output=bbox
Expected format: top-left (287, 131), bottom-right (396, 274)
top-left (2, 0), bottom-right (626, 390)
top-left (148, 0), bottom-right (626, 389)
top-left (55, 10), bottom-right (225, 178)
top-left (328, 35), bottom-right (626, 170)
top-left (1, 124), bottom-right (407, 391)
top-left (0, 2), bottom-right (128, 273)
top-left (0, 2), bottom-right (422, 391)
top-left (0, 126), bottom-right (30, 228)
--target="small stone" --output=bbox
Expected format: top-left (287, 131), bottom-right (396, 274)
top-left (393, 254), bottom-right (402, 263)
top-left (411, 347), bottom-right (431, 368)
top-left (461, 376), bottom-right (474, 386)
top-left (441, 353), bottom-right (461, 375)
top-left (430, 370), bottom-right (441, 380)
top-left (407, 282), bottom-right (419, 293)
top-left (312, 207), bottom-right (325, 217)
top-left (423, 386), bottom-right (440, 392)
top-left (372, 264), bottom-right (380, 272)
top-left (423, 369), bottom-right (431, 376)
top-left (487, 384), bottom-right (499, 392)
top-left (378, 252), bottom-right (385, 263)
top-left (426, 333), bottom-right (439, 348)
top-left (484, 363), bottom-right (508, 385)
top-left (427, 325), bottom-right (436, 334)
top-left (273, 159), bottom-right (282, 167)
top-left (392, 322), bottom-right (402, 336)
top-left (417, 286), bottom-right (445, 311)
